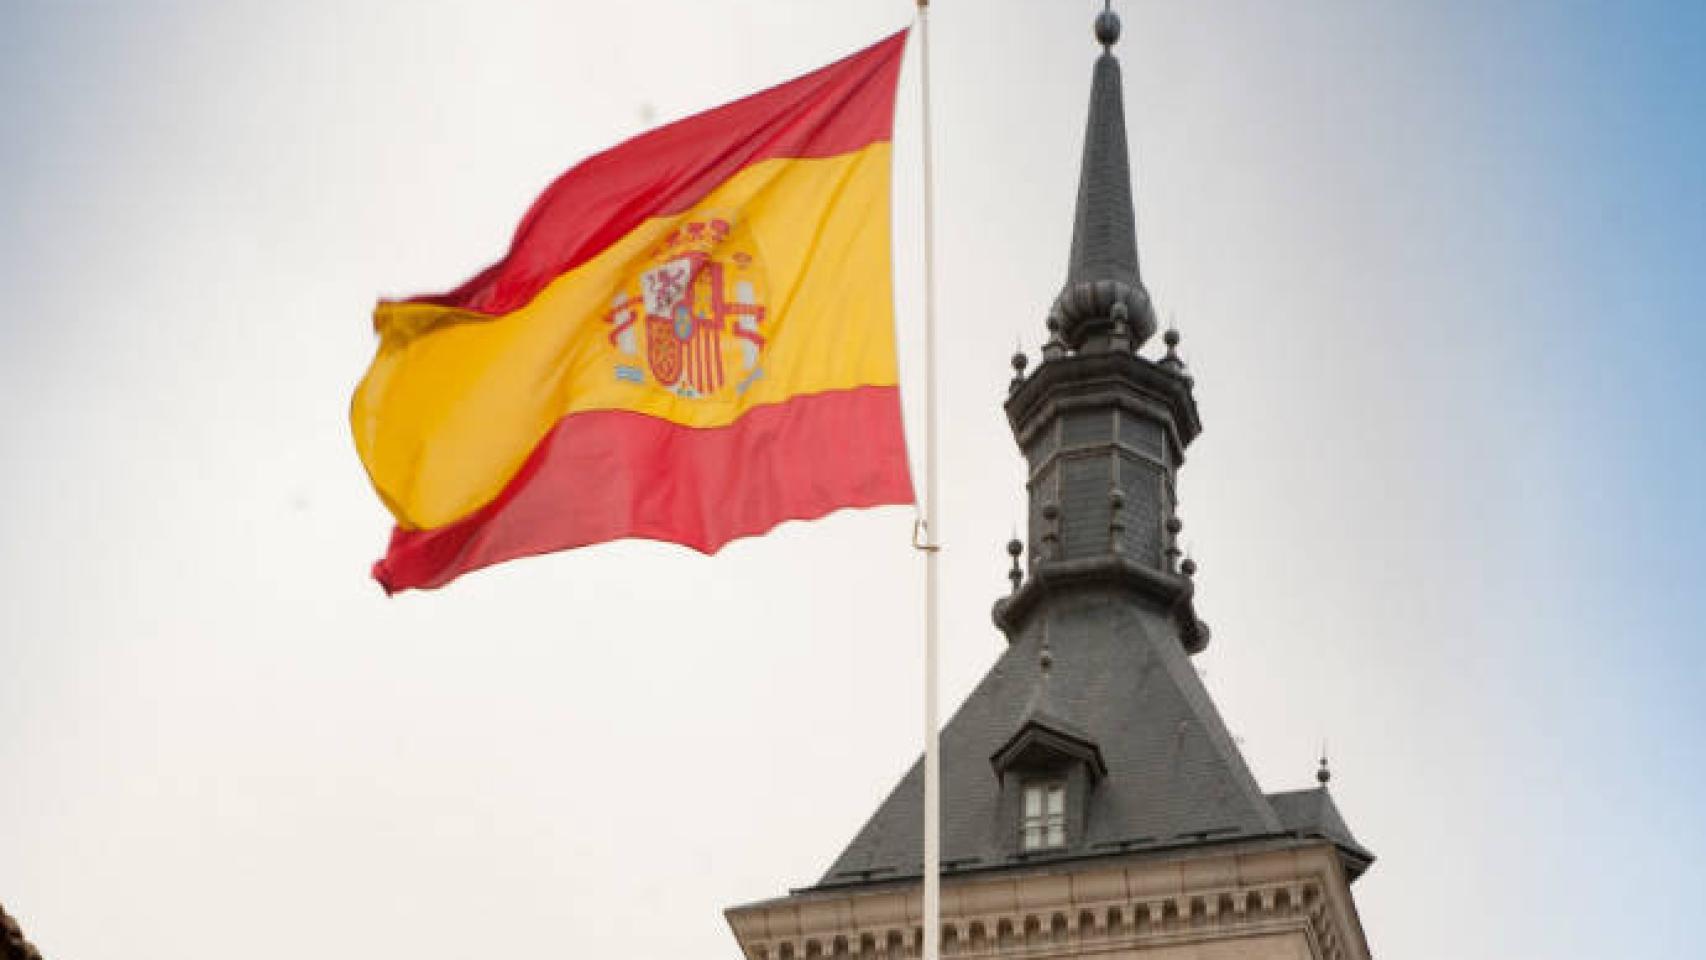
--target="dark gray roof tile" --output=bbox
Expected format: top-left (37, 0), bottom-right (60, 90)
top-left (1268, 786), bottom-right (1376, 879)
top-left (819, 598), bottom-right (1282, 885)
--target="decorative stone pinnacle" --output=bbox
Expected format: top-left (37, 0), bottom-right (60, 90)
top-left (1317, 753), bottom-right (1332, 785)
top-left (1007, 537), bottom-right (1024, 593)
top-left (1043, 313), bottom-right (1066, 361)
top-left (1164, 515), bottom-right (1183, 570)
top-left (1160, 326), bottom-right (1187, 375)
top-left (1110, 301), bottom-right (1133, 352)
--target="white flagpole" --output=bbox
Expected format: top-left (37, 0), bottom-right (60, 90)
top-left (913, 4), bottom-right (942, 960)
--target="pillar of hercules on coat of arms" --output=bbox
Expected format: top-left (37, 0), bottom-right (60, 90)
top-left (604, 215), bottom-right (769, 401)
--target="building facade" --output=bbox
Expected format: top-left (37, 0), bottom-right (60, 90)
top-left (727, 10), bottom-right (1375, 960)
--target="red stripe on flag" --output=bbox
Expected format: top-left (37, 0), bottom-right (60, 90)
top-left (372, 386), bottom-right (915, 593)
top-left (397, 29), bottom-right (909, 320)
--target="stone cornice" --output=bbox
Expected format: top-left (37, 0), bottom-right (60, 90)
top-left (727, 843), bottom-right (1368, 960)
top-left (1006, 352), bottom-right (1201, 455)
top-left (992, 559), bottom-right (1210, 655)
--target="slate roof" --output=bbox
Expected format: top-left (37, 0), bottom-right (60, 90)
top-left (1062, 51), bottom-right (1142, 297)
top-left (1267, 787), bottom-right (1377, 879)
top-left (818, 597), bottom-right (1285, 885)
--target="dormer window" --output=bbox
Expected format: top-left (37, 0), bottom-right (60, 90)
top-left (1021, 779), bottom-right (1067, 850)
top-left (994, 712), bottom-right (1105, 857)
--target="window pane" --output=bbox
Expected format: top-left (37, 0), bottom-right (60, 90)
top-left (1021, 780), bottom-right (1068, 850)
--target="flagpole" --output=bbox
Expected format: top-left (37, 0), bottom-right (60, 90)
top-left (914, 4), bottom-right (942, 960)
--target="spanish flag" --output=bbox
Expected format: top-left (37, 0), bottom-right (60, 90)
top-left (352, 30), bottom-right (914, 594)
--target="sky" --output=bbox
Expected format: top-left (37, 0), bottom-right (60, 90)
top-left (2, 1), bottom-right (1704, 957)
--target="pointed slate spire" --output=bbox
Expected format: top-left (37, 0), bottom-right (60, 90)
top-left (1051, 4), bottom-right (1157, 351)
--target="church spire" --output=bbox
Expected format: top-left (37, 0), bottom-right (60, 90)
top-left (1052, 3), bottom-right (1157, 352)
top-left (997, 3), bottom-right (1205, 653)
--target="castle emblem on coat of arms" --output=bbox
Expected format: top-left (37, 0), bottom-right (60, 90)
top-left (604, 216), bottom-right (768, 399)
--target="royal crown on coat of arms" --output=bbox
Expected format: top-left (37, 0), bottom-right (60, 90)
top-left (604, 215), bottom-right (768, 399)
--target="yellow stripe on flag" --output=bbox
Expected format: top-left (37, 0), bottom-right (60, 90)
top-left (353, 143), bottom-right (896, 531)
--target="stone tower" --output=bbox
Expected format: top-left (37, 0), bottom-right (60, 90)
top-left (726, 9), bottom-right (1375, 960)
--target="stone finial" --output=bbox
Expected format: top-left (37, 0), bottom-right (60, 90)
top-left (1160, 327), bottom-right (1184, 371)
top-left (1095, 3), bottom-right (1121, 50)
top-left (1165, 325), bottom-right (1196, 388)
top-left (1007, 536), bottom-right (1024, 593)
top-left (1108, 486), bottom-right (1126, 553)
top-left (1025, 633), bottom-right (1060, 723)
top-left (1317, 750), bottom-right (1332, 785)
top-left (1042, 313), bottom-right (1066, 361)
top-left (1009, 349), bottom-right (1029, 395)
top-left (1109, 301), bottom-right (1133, 352)
top-left (1040, 502), bottom-right (1061, 560)
top-left (1164, 515), bottom-right (1183, 570)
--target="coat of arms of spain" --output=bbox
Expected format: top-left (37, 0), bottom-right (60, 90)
top-left (604, 215), bottom-right (768, 400)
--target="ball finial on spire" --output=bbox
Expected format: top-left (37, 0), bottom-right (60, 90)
top-left (1160, 325), bottom-right (1188, 377)
top-left (1095, 5), bottom-right (1121, 49)
top-left (1043, 312), bottom-right (1066, 361)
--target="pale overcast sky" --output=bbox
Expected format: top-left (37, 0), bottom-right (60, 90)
top-left (3, 2), bottom-right (1703, 958)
